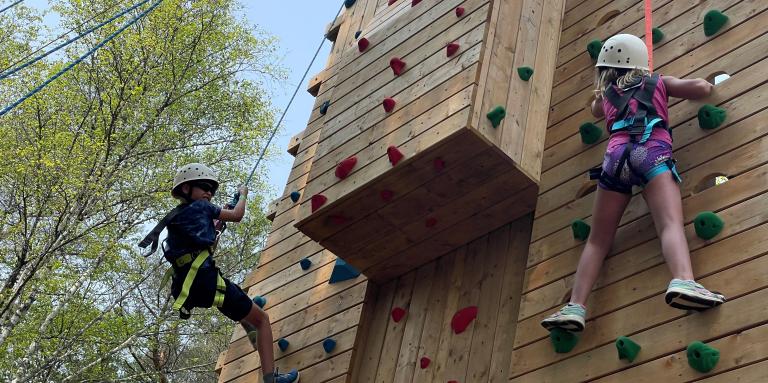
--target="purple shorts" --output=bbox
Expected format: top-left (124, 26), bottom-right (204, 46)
top-left (599, 139), bottom-right (678, 194)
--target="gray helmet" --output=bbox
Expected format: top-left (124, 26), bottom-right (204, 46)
top-left (596, 34), bottom-right (649, 70)
top-left (171, 163), bottom-right (218, 199)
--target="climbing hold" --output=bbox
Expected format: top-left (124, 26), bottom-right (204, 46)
top-left (383, 97), bottom-right (396, 113)
top-left (252, 295), bottom-right (267, 309)
top-left (455, 6), bottom-right (465, 17)
top-left (412, 0), bottom-right (421, 6)
top-left (579, 122), bottom-right (602, 145)
top-left (354, 30), bottom-right (362, 39)
top-left (344, 0), bottom-right (356, 8)
top-left (380, 189), bottom-right (395, 202)
top-left (277, 338), bottom-right (290, 352)
top-left (694, 211), bottom-right (724, 240)
top-left (434, 158), bottom-right (446, 171)
top-left (587, 39), bottom-right (602, 60)
top-left (390, 57), bottom-right (407, 76)
top-left (517, 66), bottom-right (534, 81)
top-left (420, 356), bottom-right (430, 369)
top-left (571, 219), bottom-right (591, 241)
top-left (358, 37), bottom-right (370, 52)
top-left (319, 100), bottom-right (330, 115)
top-left (335, 156), bottom-right (358, 179)
top-left (698, 104), bottom-right (726, 130)
top-left (388, 0), bottom-right (396, 5)
top-left (550, 328), bottom-right (579, 353)
top-left (652, 27), bottom-right (664, 44)
top-left (448, 381), bottom-right (458, 383)
top-left (387, 145), bottom-right (404, 166)
top-left (425, 217), bottom-right (437, 228)
top-left (329, 214), bottom-right (348, 225)
top-left (323, 338), bottom-right (337, 353)
top-left (687, 341), bottom-right (720, 373)
top-left (329, 258), bottom-right (361, 284)
top-left (451, 306), bottom-right (478, 334)
top-left (299, 258), bottom-right (312, 271)
top-left (391, 307), bottom-right (406, 322)
top-left (290, 191), bottom-right (301, 203)
top-left (486, 106), bottom-right (506, 128)
top-left (446, 42), bottom-right (460, 57)
top-left (703, 10), bottom-right (728, 37)
top-left (616, 336), bottom-right (641, 363)
top-left (311, 194), bottom-right (327, 213)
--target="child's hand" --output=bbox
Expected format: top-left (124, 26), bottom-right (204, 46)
top-left (238, 185), bottom-right (249, 197)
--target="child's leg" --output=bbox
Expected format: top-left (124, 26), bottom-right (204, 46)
top-left (241, 303), bottom-right (276, 375)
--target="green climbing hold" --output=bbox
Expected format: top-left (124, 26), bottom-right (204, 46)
top-left (703, 10), bottom-right (728, 37)
top-left (616, 336), bottom-right (642, 363)
top-left (652, 27), bottom-right (664, 44)
top-left (517, 66), bottom-right (534, 81)
top-left (694, 211), bottom-right (724, 240)
top-left (687, 341), bottom-right (720, 373)
top-left (579, 122), bottom-right (602, 145)
top-left (571, 219), bottom-right (591, 241)
top-left (550, 328), bottom-right (579, 353)
top-left (486, 106), bottom-right (506, 128)
top-left (587, 39), bottom-right (602, 60)
top-left (698, 104), bottom-right (726, 130)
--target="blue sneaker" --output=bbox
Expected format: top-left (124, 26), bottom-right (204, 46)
top-left (272, 369), bottom-right (300, 383)
top-left (540, 303), bottom-right (586, 332)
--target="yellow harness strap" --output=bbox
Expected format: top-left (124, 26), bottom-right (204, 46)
top-left (172, 250), bottom-right (226, 314)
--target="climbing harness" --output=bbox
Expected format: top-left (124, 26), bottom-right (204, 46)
top-left (170, 249), bottom-right (226, 319)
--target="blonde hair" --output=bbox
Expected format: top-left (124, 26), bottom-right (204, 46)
top-left (594, 67), bottom-right (651, 97)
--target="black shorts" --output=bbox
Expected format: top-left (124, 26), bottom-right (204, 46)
top-left (170, 257), bottom-right (253, 322)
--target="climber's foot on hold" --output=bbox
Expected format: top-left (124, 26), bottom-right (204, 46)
top-left (541, 303), bottom-right (586, 332)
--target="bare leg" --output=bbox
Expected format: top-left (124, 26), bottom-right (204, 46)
top-left (570, 187), bottom-right (632, 305)
top-left (642, 172), bottom-right (694, 280)
top-left (240, 304), bottom-right (275, 374)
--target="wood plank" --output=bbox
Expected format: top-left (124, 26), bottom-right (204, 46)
top-left (249, 250), bottom-right (332, 297)
top-left (558, 0), bottom-right (640, 49)
top-left (430, 246), bottom-right (467, 382)
top-left (351, 280), bottom-right (396, 383)
top-left (245, 239), bottom-right (321, 288)
top-left (373, 271), bottom-right (417, 382)
top-left (228, 350), bottom-right (353, 383)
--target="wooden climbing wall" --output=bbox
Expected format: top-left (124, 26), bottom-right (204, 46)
top-left (512, 0), bottom-right (768, 382)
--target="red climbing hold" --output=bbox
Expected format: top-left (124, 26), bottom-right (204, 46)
top-left (455, 6), bottom-right (465, 17)
top-left (388, 0), bottom-right (396, 5)
top-left (434, 157), bottom-right (446, 171)
top-left (391, 307), bottom-right (406, 322)
top-left (420, 356), bottom-right (431, 369)
top-left (311, 194), bottom-right (327, 213)
top-left (390, 57), bottom-right (406, 76)
top-left (446, 42), bottom-right (460, 57)
top-left (380, 189), bottom-right (395, 202)
top-left (425, 217), bottom-right (437, 228)
top-left (448, 381), bottom-right (459, 383)
top-left (358, 38), bottom-right (369, 52)
top-left (383, 97), bottom-right (396, 113)
top-left (387, 145), bottom-right (404, 166)
top-left (412, 0), bottom-right (422, 6)
top-left (329, 215), bottom-right (348, 225)
top-left (335, 156), bottom-right (357, 179)
top-left (451, 306), bottom-right (478, 334)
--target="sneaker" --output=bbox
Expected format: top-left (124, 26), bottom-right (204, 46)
top-left (272, 369), bottom-right (300, 383)
top-left (541, 303), bottom-right (586, 332)
top-left (665, 279), bottom-right (725, 311)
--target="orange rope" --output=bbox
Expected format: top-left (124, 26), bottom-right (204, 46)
top-left (644, 0), bottom-right (654, 72)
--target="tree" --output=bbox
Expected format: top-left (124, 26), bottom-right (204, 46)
top-left (0, 0), bottom-right (283, 380)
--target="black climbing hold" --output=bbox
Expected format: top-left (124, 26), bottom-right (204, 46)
top-left (616, 336), bottom-right (641, 363)
top-left (252, 295), bottom-right (267, 309)
top-left (517, 66), bottom-right (534, 81)
top-left (550, 328), bottom-right (579, 353)
top-left (278, 338), bottom-right (290, 352)
top-left (703, 10), bottom-right (728, 37)
top-left (329, 258), bottom-right (360, 284)
top-left (694, 211), bottom-right (724, 240)
top-left (587, 39), bottom-right (602, 60)
top-left (571, 219), bottom-right (591, 241)
top-left (579, 122), bottom-right (602, 145)
top-left (299, 257), bottom-right (312, 270)
top-left (354, 30), bottom-right (361, 39)
top-left (652, 27), bottom-right (664, 44)
top-left (344, 0), bottom-right (356, 8)
top-left (319, 100), bottom-right (330, 115)
top-left (486, 106), bottom-right (506, 128)
top-left (323, 338), bottom-right (337, 353)
top-left (697, 104), bottom-right (726, 130)
top-left (290, 191), bottom-right (301, 203)
top-left (687, 341), bottom-right (720, 373)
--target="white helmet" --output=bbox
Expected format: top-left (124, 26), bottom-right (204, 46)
top-left (171, 163), bottom-right (218, 198)
top-left (596, 34), bottom-right (649, 70)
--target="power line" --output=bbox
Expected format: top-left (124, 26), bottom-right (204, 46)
top-left (0, 0), bottom-right (23, 16)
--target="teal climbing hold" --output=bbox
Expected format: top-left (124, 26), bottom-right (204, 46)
top-left (517, 66), bottom-right (534, 81)
top-left (486, 106), bottom-right (506, 128)
top-left (344, 0), bottom-right (356, 8)
top-left (550, 328), bottom-right (579, 353)
top-left (694, 211), bottom-right (724, 240)
top-left (587, 39), bottom-right (602, 60)
top-left (652, 27), bottom-right (664, 44)
top-left (290, 191), bottom-right (301, 203)
top-left (616, 336), bottom-right (642, 363)
top-left (329, 258), bottom-right (360, 284)
top-left (687, 341), bottom-right (720, 373)
top-left (579, 122), bottom-right (602, 145)
top-left (703, 10), bottom-right (728, 37)
top-left (253, 295), bottom-right (267, 309)
top-left (354, 30), bottom-right (361, 39)
top-left (698, 104), bottom-right (726, 130)
top-left (322, 338), bottom-right (337, 353)
top-left (319, 100), bottom-right (330, 115)
top-left (299, 257), bottom-right (312, 270)
top-left (571, 219), bottom-right (591, 241)
top-left (277, 338), bottom-right (290, 352)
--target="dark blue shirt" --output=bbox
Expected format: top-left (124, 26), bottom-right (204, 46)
top-left (163, 200), bottom-right (222, 261)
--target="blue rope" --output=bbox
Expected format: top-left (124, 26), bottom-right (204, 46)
top-left (0, 0), bottom-right (24, 16)
top-left (0, 0), bottom-right (149, 81)
top-left (0, 0), bottom-right (163, 117)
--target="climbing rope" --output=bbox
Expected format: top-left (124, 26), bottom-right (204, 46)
top-left (0, 0), bottom-right (23, 16)
top-left (0, 0), bottom-right (149, 81)
top-left (644, 0), bottom-right (654, 72)
top-left (0, 0), bottom-right (164, 117)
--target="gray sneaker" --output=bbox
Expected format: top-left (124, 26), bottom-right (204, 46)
top-left (541, 303), bottom-right (586, 332)
top-left (665, 279), bottom-right (725, 311)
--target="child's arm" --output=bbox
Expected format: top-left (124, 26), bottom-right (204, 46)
top-left (662, 76), bottom-right (713, 100)
top-left (591, 95), bottom-right (604, 118)
top-left (218, 186), bottom-right (248, 222)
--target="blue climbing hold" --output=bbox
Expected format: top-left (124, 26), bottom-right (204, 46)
top-left (252, 295), bottom-right (267, 309)
top-left (290, 191), bottom-right (301, 203)
top-left (278, 338), bottom-right (290, 352)
top-left (354, 30), bottom-right (362, 39)
top-left (323, 338), bottom-right (337, 353)
top-left (344, 0), bottom-right (356, 8)
top-left (299, 258), bottom-right (312, 271)
top-left (319, 100), bottom-right (330, 115)
top-left (329, 258), bottom-right (360, 284)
